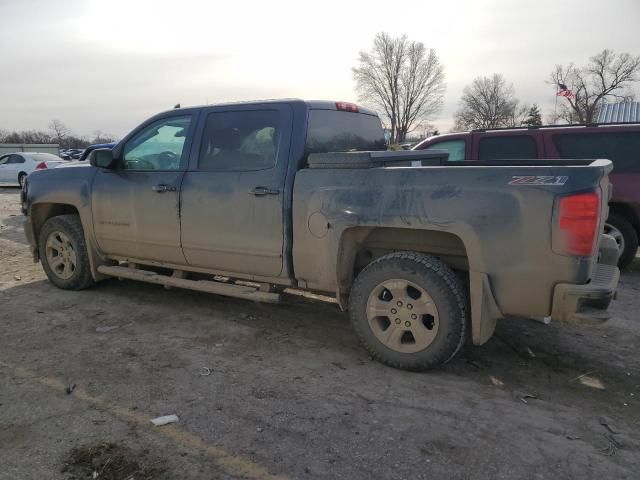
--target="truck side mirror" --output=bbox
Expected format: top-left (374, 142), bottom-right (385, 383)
top-left (91, 149), bottom-right (117, 169)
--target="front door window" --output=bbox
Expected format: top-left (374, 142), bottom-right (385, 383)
top-left (122, 116), bottom-right (192, 170)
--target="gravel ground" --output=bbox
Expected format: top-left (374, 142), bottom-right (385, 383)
top-left (0, 186), bottom-right (638, 479)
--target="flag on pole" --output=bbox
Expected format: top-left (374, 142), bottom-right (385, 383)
top-left (556, 83), bottom-right (575, 98)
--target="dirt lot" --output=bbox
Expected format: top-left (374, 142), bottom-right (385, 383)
top-left (0, 186), bottom-right (638, 479)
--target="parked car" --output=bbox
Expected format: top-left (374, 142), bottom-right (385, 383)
top-left (414, 123), bottom-right (640, 268)
top-left (64, 148), bottom-right (85, 160)
top-left (23, 99), bottom-right (619, 370)
top-left (0, 152), bottom-right (66, 187)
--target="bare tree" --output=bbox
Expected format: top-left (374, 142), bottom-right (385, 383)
top-left (504, 103), bottom-right (531, 128)
top-left (49, 119), bottom-right (70, 145)
top-left (353, 32), bottom-right (445, 143)
top-left (91, 130), bottom-right (118, 144)
top-left (453, 74), bottom-right (521, 130)
top-left (22, 130), bottom-right (55, 144)
top-left (550, 49), bottom-right (640, 123)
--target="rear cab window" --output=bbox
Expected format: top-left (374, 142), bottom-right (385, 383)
top-left (552, 131), bottom-right (640, 172)
top-left (305, 109), bottom-right (387, 154)
top-left (477, 135), bottom-right (538, 160)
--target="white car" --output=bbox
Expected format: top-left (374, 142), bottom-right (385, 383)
top-left (0, 152), bottom-right (66, 187)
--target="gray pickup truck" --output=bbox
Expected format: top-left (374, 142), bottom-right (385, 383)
top-left (23, 99), bottom-right (620, 370)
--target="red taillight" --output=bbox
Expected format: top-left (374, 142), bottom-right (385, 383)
top-left (335, 101), bottom-right (359, 113)
top-left (556, 192), bottom-right (600, 256)
top-left (36, 162), bottom-right (47, 170)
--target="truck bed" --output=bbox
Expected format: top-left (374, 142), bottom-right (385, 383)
top-left (293, 158), bottom-right (613, 319)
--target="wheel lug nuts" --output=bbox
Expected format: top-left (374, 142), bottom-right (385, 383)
top-left (405, 321), bottom-right (411, 327)
top-left (411, 314), bottom-right (417, 320)
top-left (391, 308), bottom-right (397, 314)
top-left (395, 318), bottom-right (401, 324)
top-left (396, 301), bottom-right (403, 307)
top-left (407, 304), bottom-right (413, 310)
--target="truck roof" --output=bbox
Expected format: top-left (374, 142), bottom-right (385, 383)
top-left (156, 99), bottom-right (379, 117)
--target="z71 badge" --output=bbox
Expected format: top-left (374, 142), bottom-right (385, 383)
top-left (509, 175), bottom-right (568, 186)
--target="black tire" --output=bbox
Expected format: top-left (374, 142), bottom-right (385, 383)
top-left (605, 212), bottom-right (638, 269)
top-left (38, 214), bottom-right (94, 290)
top-left (348, 252), bottom-right (468, 371)
top-left (18, 172), bottom-right (26, 188)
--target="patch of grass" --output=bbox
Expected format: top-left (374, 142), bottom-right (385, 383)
top-left (62, 442), bottom-right (166, 480)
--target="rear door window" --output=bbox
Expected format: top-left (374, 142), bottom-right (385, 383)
top-left (423, 140), bottom-right (466, 161)
top-left (306, 110), bottom-right (386, 153)
top-left (553, 131), bottom-right (640, 172)
top-left (198, 110), bottom-right (280, 171)
top-left (478, 135), bottom-right (538, 160)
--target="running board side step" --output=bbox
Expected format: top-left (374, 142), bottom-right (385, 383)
top-left (97, 265), bottom-right (281, 303)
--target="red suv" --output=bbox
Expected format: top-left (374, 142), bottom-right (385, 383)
top-left (414, 124), bottom-right (640, 268)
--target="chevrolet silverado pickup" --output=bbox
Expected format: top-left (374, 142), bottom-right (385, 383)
top-left (23, 99), bottom-right (620, 370)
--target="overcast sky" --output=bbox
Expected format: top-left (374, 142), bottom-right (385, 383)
top-left (1, 0), bottom-right (639, 138)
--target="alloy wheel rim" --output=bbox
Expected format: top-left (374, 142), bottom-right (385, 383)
top-left (604, 222), bottom-right (625, 256)
top-left (45, 231), bottom-right (77, 280)
top-left (366, 279), bottom-right (439, 354)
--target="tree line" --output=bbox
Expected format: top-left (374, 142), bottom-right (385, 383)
top-left (0, 119), bottom-right (117, 149)
top-left (353, 33), bottom-right (640, 142)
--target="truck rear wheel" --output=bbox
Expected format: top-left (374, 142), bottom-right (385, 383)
top-left (605, 212), bottom-right (638, 269)
top-left (38, 214), bottom-right (94, 290)
top-left (348, 252), bottom-right (468, 371)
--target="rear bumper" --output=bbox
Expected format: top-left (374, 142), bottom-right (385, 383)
top-left (550, 235), bottom-right (620, 325)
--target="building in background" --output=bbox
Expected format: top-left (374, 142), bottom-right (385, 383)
top-left (598, 102), bottom-right (640, 123)
top-left (0, 143), bottom-right (60, 155)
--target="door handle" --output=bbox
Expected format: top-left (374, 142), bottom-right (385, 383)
top-left (152, 184), bottom-right (177, 193)
top-left (250, 186), bottom-right (280, 196)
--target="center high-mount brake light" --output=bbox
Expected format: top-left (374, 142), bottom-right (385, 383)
top-left (555, 192), bottom-right (600, 256)
top-left (335, 101), bottom-right (359, 113)
top-left (35, 162), bottom-right (47, 170)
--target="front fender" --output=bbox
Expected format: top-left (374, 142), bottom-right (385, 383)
top-left (25, 167), bottom-right (111, 281)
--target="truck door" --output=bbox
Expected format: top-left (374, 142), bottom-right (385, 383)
top-left (91, 114), bottom-right (195, 264)
top-left (180, 104), bottom-right (292, 277)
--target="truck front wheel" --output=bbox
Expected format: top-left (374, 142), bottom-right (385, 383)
top-left (38, 214), bottom-right (94, 290)
top-left (348, 252), bottom-right (468, 371)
